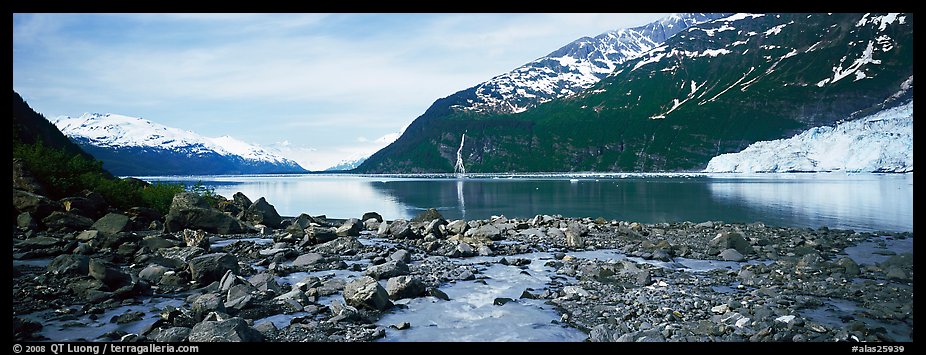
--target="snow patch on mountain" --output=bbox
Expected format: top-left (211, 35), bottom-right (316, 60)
top-left (52, 113), bottom-right (302, 167)
top-left (704, 101), bottom-right (913, 173)
top-left (453, 13), bottom-right (727, 114)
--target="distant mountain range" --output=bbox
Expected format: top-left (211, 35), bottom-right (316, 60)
top-left (357, 13), bottom-right (913, 173)
top-left (53, 113), bottom-right (306, 176)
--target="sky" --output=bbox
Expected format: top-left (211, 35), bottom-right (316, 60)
top-left (13, 13), bottom-right (668, 170)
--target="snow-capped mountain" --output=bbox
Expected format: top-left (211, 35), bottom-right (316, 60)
top-left (52, 113), bottom-right (306, 175)
top-left (324, 157), bottom-right (368, 171)
top-left (704, 100), bottom-right (913, 173)
top-left (454, 13), bottom-right (728, 114)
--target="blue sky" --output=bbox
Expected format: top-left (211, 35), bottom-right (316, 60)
top-left (13, 13), bottom-right (667, 170)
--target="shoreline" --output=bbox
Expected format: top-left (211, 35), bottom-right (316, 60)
top-left (12, 192), bottom-right (914, 343)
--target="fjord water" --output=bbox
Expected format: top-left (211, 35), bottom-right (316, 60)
top-left (141, 173), bottom-right (912, 233)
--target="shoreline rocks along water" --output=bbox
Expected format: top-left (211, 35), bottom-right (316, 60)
top-left (12, 189), bottom-right (913, 342)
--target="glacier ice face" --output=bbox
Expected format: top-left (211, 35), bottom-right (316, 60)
top-left (704, 101), bottom-right (913, 173)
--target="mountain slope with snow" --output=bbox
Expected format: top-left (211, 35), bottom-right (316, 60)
top-left (359, 13), bottom-right (913, 173)
top-left (53, 113), bottom-right (306, 175)
top-left (704, 101), bottom-right (912, 173)
top-left (457, 13), bottom-right (727, 114)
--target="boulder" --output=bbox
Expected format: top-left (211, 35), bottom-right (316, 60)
top-left (192, 293), bottom-right (227, 320)
top-left (93, 213), bottom-right (132, 237)
top-left (165, 193), bottom-right (244, 234)
top-left (17, 236), bottom-right (63, 250)
top-left (138, 264), bottom-right (169, 283)
top-left (836, 257), bottom-right (861, 277)
top-left (189, 253), bottom-right (240, 285)
top-left (464, 224), bottom-right (503, 241)
top-left (387, 219), bottom-right (415, 239)
top-left (446, 220), bottom-right (468, 235)
top-left (61, 193), bottom-right (107, 219)
top-left (342, 276), bottom-right (391, 311)
top-left (88, 258), bottom-right (132, 289)
top-left (13, 189), bottom-right (60, 220)
top-left (152, 327), bottom-right (191, 342)
top-left (361, 212), bottom-right (383, 223)
top-left (389, 249), bottom-right (411, 263)
top-left (709, 231), bottom-right (754, 255)
top-left (336, 218), bottom-right (363, 237)
top-left (225, 284), bottom-right (256, 310)
top-left (247, 272), bottom-right (282, 294)
top-left (293, 253), bottom-right (324, 267)
top-left (126, 207), bottom-right (163, 230)
top-left (284, 214), bottom-right (316, 238)
top-left (477, 245), bottom-right (494, 256)
top-left (244, 197), bottom-right (282, 229)
top-left (232, 192), bottom-right (253, 210)
top-left (42, 211), bottom-right (93, 233)
top-left (12, 159), bottom-right (45, 195)
top-left (364, 260), bottom-right (410, 280)
top-left (47, 254), bottom-right (90, 275)
top-left (188, 318), bottom-right (263, 342)
top-left (305, 226), bottom-right (338, 244)
top-left (719, 248), bottom-right (745, 262)
top-left (565, 222), bottom-right (587, 248)
top-left (412, 208), bottom-right (444, 223)
top-left (385, 275), bottom-right (426, 300)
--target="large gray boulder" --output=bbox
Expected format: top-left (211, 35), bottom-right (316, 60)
top-left (93, 213), bottom-right (131, 237)
top-left (335, 218), bottom-right (363, 237)
top-left (412, 208), bottom-right (444, 223)
top-left (386, 219), bottom-right (414, 239)
top-left (42, 211), bottom-right (93, 233)
top-left (189, 253), bottom-right (240, 285)
top-left (465, 224), bottom-right (503, 241)
top-left (709, 231), bottom-right (754, 255)
top-left (13, 189), bottom-right (60, 220)
top-left (292, 253), bottom-right (324, 267)
top-left (342, 276), bottom-right (391, 311)
top-left (364, 260), bottom-right (410, 280)
top-left (312, 237), bottom-right (364, 255)
top-left (244, 197), bottom-right (282, 229)
top-left (165, 192), bottom-right (245, 234)
top-left (47, 254), bottom-right (90, 276)
top-left (385, 275), bottom-right (426, 300)
top-left (188, 318), bottom-right (264, 342)
top-left (88, 258), bottom-right (132, 289)
top-left (565, 222), bottom-right (587, 248)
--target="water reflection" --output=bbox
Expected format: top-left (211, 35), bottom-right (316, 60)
top-left (140, 173), bottom-right (912, 232)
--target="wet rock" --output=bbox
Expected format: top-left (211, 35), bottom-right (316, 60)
top-left (719, 248), bottom-right (745, 262)
top-left (13, 189), bottom-right (60, 220)
top-left (365, 260), bottom-right (410, 280)
top-left (305, 226), bottom-right (338, 244)
top-left (17, 236), bottom-right (63, 251)
top-left (464, 224), bottom-right (503, 241)
top-left (565, 222), bottom-right (587, 248)
top-left (477, 245), bottom-right (493, 256)
top-left (138, 264), bottom-right (169, 283)
top-left (248, 272), bottom-right (282, 294)
top-left (244, 197), bottom-right (283, 228)
top-left (142, 235), bottom-right (181, 250)
top-left (493, 297), bottom-right (515, 306)
top-left (93, 213), bottom-right (131, 237)
top-left (562, 286), bottom-right (590, 299)
top-left (387, 219), bottom-right (414, 239)
top-left (836, 257), bottom-right (861, 277)
top-left (274, 288), bottom-right (309, 306)
top-left (385, 275), bottom-right (426, 300)
top-left (709, 231), bottom-right (753, 255)
top-left (547, 227), bottom-right (566, 239)
top-left (343, 276), bottom-right (391, 311)
top-left (165, 193), bottom-right (245, 234)
top-left (391, 322), bottom-right (411, 330)
top-left (225, 284), bottom-right (256, 310)
top-left (192, 293), bottom-right (227, 321)
top-left (451, 242), bottom-right (475, 258)
top-left (427, 287), bottom-right (450, 301)
top-left (75, 230), bottom-right (99, 241)
top-left (588, 324), bottom-right (619, 342)
top-left (43, 211), bottom-right (93, 233)
top-left (47, 254), bottom-right (90, 275)
top-left (336, 218), bottom-right (363, 237)
top-left (312, 237), bottom-right (364, 255)
top-left (152, 327), bottom-right (191, 342)
top-left (390, 249), bottom-right (411, 263)
top-left (189, 253), bottom-right (240, 285)
top-left (189, 317), bottom-right (264, 342)
top-left (232, 192), bottom-right (253, 210)
top-left (127, 207), bottom-right (163, 230)
top-left (293, 253), bottom-right (324, 267)
top-left (447, 220), bottom-right (468, 235)
top-left (89, 258), bottom-right (132, 289)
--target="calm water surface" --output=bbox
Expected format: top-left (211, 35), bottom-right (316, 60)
top-left (140, 173), bottom-right (913, 233)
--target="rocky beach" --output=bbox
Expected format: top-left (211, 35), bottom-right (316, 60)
top-left (12, 189), bottom-right (914, 343)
